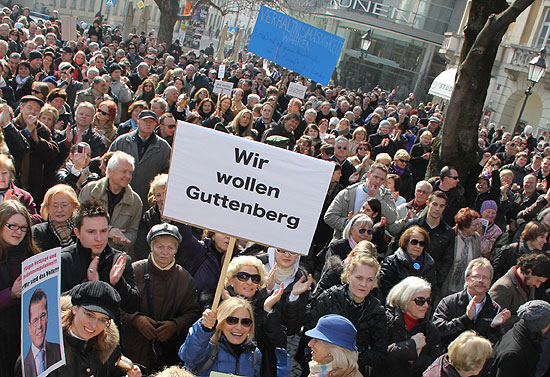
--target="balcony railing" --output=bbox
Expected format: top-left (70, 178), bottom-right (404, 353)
top-left (509, 44), bottom-right (540, 67)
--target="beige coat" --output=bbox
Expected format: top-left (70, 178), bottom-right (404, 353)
top-left (78, 177), bottom-right (142, 251)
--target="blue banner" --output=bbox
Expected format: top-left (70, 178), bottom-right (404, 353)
top-left (247, 6), bottom-right (344, 85)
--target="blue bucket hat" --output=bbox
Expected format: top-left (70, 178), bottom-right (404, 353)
top-left (305, 314), bottom-right (357, 351)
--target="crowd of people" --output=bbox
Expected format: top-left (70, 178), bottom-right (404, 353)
top-left (1, 4), bottom-right (550, 377)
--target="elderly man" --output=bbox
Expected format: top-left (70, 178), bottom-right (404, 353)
top-left (388, 180), bottom-right (433, 236)
top-left (109, 64), bottom-right (132, 124)
top-left (433, 258), bottom-right (511, 350)
top-left (109, 110), bottom-right (171, 210)
top-left (60, 200), bottom-right (139, 313)
top-left (324, 163), bottom-right (397, 239)
top-left (490, 253), bottom-right (550, 331)
top-left (74, 76), bottom-right (113, 110)
top-left (129, 62), bottom-right (149, 92)
top-left (163, 86), bottom-right (179, 115)
top-left (78, 151), bottom-right (142, 251)
top-left (3, 95), bottom-right (59, 204)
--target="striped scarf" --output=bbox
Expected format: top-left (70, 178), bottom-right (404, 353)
top-left (49, 219), bottom-right (75, 248)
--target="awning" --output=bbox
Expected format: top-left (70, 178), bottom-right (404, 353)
top-left (428, 68), bottom-right (457, 101)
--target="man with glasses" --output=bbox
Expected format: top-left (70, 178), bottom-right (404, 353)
top-left (23, 289), bottom-right (61, 377)
top-left (156, 113), bottom-right (176, 147)
top-left (389, 180), bottom-right (433, 236)
top-left (325, 163), bottom-right (397, 240)
top-left (432, 165), bottom-right (465, 226)
top-left (433, 258), bottom-right (511, 350)
top-left (74, 76), bottom-right (113, 110)
top-left (61, 200), bottom-right (139, 313)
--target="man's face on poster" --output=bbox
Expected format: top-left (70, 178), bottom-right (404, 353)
top-left (29, 298), bottom-right (48, 348)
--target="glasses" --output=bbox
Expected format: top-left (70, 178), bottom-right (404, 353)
top-left (449, 176), bottom-right (460, 180)
top-left (236, 271), bottom-right (261, 284)
top-left (97, 109), bottom-right (108, 115)
top-left (50, 203), bottom-right (71, 210)
top-left (165, 124), bottom-right (176, 129)
top-left (276, 249), bottom-right (296, 256)
top-left (226, 316), bottom-right (253, 327)
top-left (81, 308), bottom-right (111, 327)
top-left (416, 189), bottom-right (430, 195)
top-left (409, 239), bottom-right (426, 247)
top-left (336, 146), bottom-right (348, 150)
top-left (469, 274), bottom-right (491, 282)
top-left (413, 297), bottom-right (432, 306)
top-left (5, 223), bottom-right (28, 233)
top-left (398, 159), bottom-right (408, 163)
top-left (358, 228), bottom-right (374, 235)
top-left (357, 147), bottom-right (368, 151)
top-left (30, 312), bottom-right (47, 327)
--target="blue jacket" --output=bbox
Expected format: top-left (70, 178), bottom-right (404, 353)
top-left (179, 319), bottom-right (262, 377)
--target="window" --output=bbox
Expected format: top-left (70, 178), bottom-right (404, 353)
top-left (114, 0), bottom-right (119, 15)
top-left (536, 8), bottom-right (550, 48)
top-left (50, 0), bottom-right (56, 6)
top-left (70, 0), bottom-right (76, 9)
top-left (89, 0), bottom-right (96, 12)
top-left (79, 0), bottom-right (86, 11)
top-left (60, 0), bottom-right (66, 7)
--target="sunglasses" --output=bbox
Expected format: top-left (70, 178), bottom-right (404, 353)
top-left (413, 297), bottom-right (432, 306)
top-left (357, 147), bottom-right (368, 150)
top-left (449, 176), bottom-right (460, 180)
top-left (166, 124), bottom-right (176, 129)
top-left (97, 109), bottom-right (108, 115)
top-left (226, 316), bottom-right (253, 327)
top-left (409, 239), bottom-right (426, 247)
top-left (236, 271), bottom-right (261, 284)
top-left (336, 145), bottom-right (348, 150)
top-left (358, 228), bottom-right (374, 235)
top-left (398, 159), bottom-right (408, 163)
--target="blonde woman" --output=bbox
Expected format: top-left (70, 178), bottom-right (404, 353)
top-left (301, 252), bottom-right (386, 375)
top-left (38, 104), bottom-right (59, 131)
top-left (179, 297), bottom-right (261, 376)
top-left (227, 108), bottom-right (257, 138)
top-left (306, 314), bottom-right (363, 377)
top-left (423, 331), bottom-right (492, 377)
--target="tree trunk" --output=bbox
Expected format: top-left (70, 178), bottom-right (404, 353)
top-left (156, 0), bottom-right (180, 45)
top-left (427, 0), bottom-right (536, 179)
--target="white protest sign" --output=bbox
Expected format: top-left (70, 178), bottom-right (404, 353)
top-left (59, 15), bottom-right (77, 42)
top-left (164, 123), bottom-right (334, 255)
top-left (21, 248), bottom-right (65, 377)
top-left (286, 82), bottom-right (307, 99)
top-left (213, 80), bottom-right (234, 96)
top-left (218, 65), bottom-right (226, 79)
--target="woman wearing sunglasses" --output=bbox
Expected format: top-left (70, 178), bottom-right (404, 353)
top-left (372, 276), bottom-right (441, 377)
top-left (92, 100), bottom-right (117, 148)
top-left (332, 136), bottom-right (359, 187)
top-left (324, 214), bottom-right (374, 264)
top-left (379, 226), bottom-right (437, 300)
top-left (299, 252), bottom-right (387, 376)
top-left (223, 255), bottom-right (287, 377)
top-left (179, 296), bottom-right (261, 376)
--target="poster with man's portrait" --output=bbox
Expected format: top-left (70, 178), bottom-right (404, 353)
top-left (21, 248), bottom-right (65, 377)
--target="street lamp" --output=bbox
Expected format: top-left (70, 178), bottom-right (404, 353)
top-left (360, 29), bottom-right (372, 58)
top-left (513, 47), bottom-right (547, 135)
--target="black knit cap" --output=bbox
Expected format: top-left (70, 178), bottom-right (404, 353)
top-left (69, 281), bottom-right (121, 319)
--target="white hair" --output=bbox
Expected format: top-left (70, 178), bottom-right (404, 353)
top-left (107, 151), bottom-right (135, 176)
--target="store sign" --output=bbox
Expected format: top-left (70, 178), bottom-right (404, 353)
top-left (329, 0), bottom-right (413, 24)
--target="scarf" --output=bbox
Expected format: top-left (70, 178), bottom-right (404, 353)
top-left (15, 74), bottom-right (30, 90)
top-left (446, 230), bottom-right (479, 294)
top-left (404, 312), bottom-right (419, 331)
top-left (309, 361), bottom-right (333, 377)
top-left (151, 253), bottom-right (175, 271)
top-left (266, 248), bottom-right (299, 288)
top-left (49, 218), bottom-right (75, 247)
top-left (392, 163), bottom-right (405, 176)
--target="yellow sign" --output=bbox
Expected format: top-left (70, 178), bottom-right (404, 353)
top-left (137, 0), bottom-right (144, 8)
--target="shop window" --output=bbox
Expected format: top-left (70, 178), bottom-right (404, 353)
top-left (536, 8), bottom-right (550, 48)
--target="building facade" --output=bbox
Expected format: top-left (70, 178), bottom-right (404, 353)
top-left (288, 0), bottom-right (467, 100)
top-left (440, 0), bottom-right (550, 136)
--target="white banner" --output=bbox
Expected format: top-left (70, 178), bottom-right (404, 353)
top-left (21, 248), bottom-right (65, 377)
top-left (164, 123), bottom-right (334, 254)
top-left (218, 65), bottom-right (226, 79)
top-left (213, 80), bottom-right (234, 96)
top-left (286, 82), bottom-right (307, 99)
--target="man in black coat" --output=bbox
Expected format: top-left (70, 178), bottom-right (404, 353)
top-left (431, 166), bottom-right (465, 227)
top-left (261, 113), bottom-right (299, 150)
top-left (60, 201), bottom-right (140, 314)
top-left (433, 258), bottom-right (510, 350)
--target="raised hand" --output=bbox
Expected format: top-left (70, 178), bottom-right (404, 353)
top-left (264, 283), bottom-right (284, 312)
top-left (291, 274), bottom-right (313, 296)
top-left (110, 253), bottom-right (127, 285)
top-left (201, 309), bottom-right (217, 329)
top-left (267, 262), bottom-right (277, 291)
top-left (87, 257), bottom-right (100, 282)
top-left (491, 309), bottom-right (511, 328)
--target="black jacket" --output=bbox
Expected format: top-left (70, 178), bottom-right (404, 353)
top-left (32, 221), bottom-right (76, 252)
top-left (431, 180), bottom-right (466, 227)
top-left (379, 248), bottom-right (437, 300)
top-left (399, 216), bottom-right (455, 288)
top-left (304, 284), bottom-right (388, 370)
top-left (371, 306), bottom-right (441, 377)
top-left (432, 289), bottom-right (503, 349)
top-left (486, 321), bottom-right (542, 377)
top-left (389, 164), bottom-right (414, 201)
top-left (60, 242), bottom-right (140, 313)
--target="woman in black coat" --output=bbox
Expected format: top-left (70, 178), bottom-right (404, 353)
top-left (389, 149), bottom-right (414, 201)
top-left (8, 61), bottom-right (33, 103)
top-left (379, 226), bottom-right (437, 301)
top-left (371, 276), bottom-right (441, 377)
top-left (32, 184), bottom-right (79, 251)
top-left (300, 252), bottom-right (388, 376)
top-left (409, 131), bottom-right (432, 185)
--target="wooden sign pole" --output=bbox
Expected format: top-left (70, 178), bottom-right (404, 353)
top-left (211, 236), bottom-right (237, 311)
